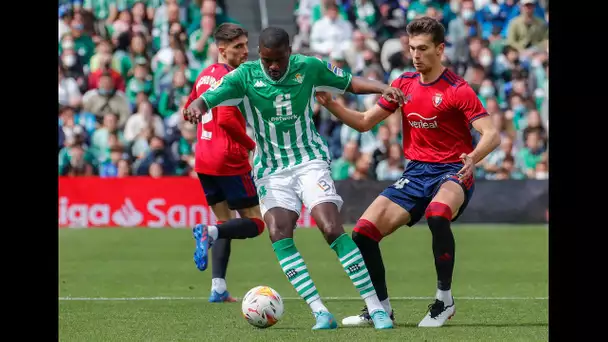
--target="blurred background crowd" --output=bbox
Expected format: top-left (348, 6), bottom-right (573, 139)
top-left (58, 0), bottom-right (548, 181)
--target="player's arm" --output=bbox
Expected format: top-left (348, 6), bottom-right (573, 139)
top-left (217, 106), bottom-right (256, 151)
top-left (316, 92), bottom-right (393, 132)
top-left (185, 69), bottom-right (246, 124)
top-left (469, 116), bottom-right (500, 164)
top-left (455, 85), bottom-right (501, 164)
top-left (311, 56), bottom-right (406, 104)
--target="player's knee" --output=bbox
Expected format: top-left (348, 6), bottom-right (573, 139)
top-left (352, 218), bottom-right (383, 243)
top-left (319, 220), bottom-right (344, 244)
top-left (425, 202), bottom-right (452, 221)
top-left (250, 217), bottom-right (266, 235)
top-left (425, 202), bottom-right (453, 234)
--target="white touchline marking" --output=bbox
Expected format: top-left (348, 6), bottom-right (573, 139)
top-left (59, 296), bottom-right (548, 301)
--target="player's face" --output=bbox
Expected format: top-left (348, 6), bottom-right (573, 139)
top-left (220, 35), bottom-right (249, 68)
top-left (259, 45), bottom-right (291, 80)
top-left (409, 34), bottom-right (444, 73)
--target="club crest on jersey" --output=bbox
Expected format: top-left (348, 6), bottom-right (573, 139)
top-left (433, 93), bottom-right (443, 107)
top-left (294, 73), bottom-right (304, 83)
top-left (404, 94), bottom-right (412, 104)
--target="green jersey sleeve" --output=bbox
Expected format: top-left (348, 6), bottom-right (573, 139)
top-left (309, 57), bottom-right (352, 94)
top-left (200, 67), bottom-right (247, 109)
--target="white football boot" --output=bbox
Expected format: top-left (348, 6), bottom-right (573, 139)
top-left (418, 298), bottom-right (455, 327)
top-left (341, 306), bottom-right (395, 327)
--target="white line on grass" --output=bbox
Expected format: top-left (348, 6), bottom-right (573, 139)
top-left (59, 296), bottom-right (547, 301)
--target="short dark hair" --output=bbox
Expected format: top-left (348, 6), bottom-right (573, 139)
top-left (259, 27), bottom-right (290, 49)
top-left (213, 23), bottom-right (248, 43)
top-left (406, 16), bottom-right (445, 46)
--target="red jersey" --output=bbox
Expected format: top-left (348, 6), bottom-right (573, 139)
top-left (377, 69), bottom-right (488, 164)
top-left (185, 63), bottom-right (255, 176)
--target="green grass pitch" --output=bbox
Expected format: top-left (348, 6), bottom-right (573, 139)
top-left (59, 224), bottom-right (548, 341)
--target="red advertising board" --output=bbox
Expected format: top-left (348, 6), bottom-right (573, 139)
top-left (58, 177), bottom-right (316, 228)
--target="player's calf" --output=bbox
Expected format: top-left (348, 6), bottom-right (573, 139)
top-left (419, 202), bottom-right (456, 327)
top-left (311, 203), bottom-right (392, 328)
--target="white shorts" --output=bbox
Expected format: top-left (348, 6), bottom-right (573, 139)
top-left (256, 160), bottom-right (343, 218)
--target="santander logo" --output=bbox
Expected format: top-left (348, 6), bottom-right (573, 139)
top-left (406, 112), bottom-right (438, 129)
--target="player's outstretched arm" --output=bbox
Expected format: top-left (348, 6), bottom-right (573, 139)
top-left (469, 116), bottom-right (500, 164)
top-left (347, 77), bottom-right (406, 104)
top-left (315, 92), bottom-right (393, 132)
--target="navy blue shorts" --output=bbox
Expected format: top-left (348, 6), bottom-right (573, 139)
top-left (197, 173), bottom-right (259, 210)
top-left (380, 161), bottom-right (475, 227)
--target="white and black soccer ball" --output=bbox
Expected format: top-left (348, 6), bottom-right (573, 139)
top-left (241, 286), bottom-right (284, 328)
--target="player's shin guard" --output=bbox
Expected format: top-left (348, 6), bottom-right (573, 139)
top-left (425, 203), bottom-right (456, 294)
top-left (330, 233), bottom-right (384, 314)
top-left (352, 219), bottom-right (391, 312)
top-left (215, 218), bottom-right (265, 240)
top-left (272, 238), bottom-right (328, 313)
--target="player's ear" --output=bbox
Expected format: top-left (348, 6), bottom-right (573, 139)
top-left (437, 43), bottom-right (445, 56)
top-left (288, 45), bottom-right (292, 56)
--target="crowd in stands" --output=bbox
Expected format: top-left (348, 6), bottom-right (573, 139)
top-left (58, 0), bottom-right (548, 181)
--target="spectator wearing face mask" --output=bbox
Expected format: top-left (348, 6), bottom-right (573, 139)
top-left (447, 0), bottom-right (480, 70)
top-left (82, 73), bottom-right (131, 125)
top-left (64, 18), bottom-right (95, 66)
top-left (477, 0), bottom-right (509, 39)
top-left (60, 40), bottom-right (88, 93)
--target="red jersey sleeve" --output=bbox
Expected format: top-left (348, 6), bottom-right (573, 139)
top-left (453, 84), bottom-right (489, 123)
top-left (217, 106), bottom-right (256, 151)
top-left (376, 78), bottom-right (402, 113)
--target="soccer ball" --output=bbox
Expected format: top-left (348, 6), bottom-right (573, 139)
top-left (241, 286), bottom-right (284, 328)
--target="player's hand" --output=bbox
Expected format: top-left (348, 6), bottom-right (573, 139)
top-left (315, 91), bottom-right (333, 106)
top-left (183, 99), bottom-right (204, 124)
top-left (457, 153), bottom-right (475, 181)
top-left (381, 87), bottom-right (406, 104)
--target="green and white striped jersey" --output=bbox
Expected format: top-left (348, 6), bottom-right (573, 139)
top-left (200, 54), bottom-right (352, 180)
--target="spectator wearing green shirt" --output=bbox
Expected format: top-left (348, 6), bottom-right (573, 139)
top-left (517, 130), bottom-right (545, 178)
top-left (83, 0), bottom-right (118, 23)
top-left (188, 13), bottom-right (215, 70)
top-left (113, 32), bottom-right (151, 79)
top-left (170, 122), bottom-right (197, 175)
top-left (66, 18), bottom-right (96, 66)
top-left (332, 140), bottom-right (359, 181)
top-left (126, 63), bottom-right (155, 106)
top-left (89, 112), bottom-right (127, 163)
top-left (158, 69), bottom-right (190, 118)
